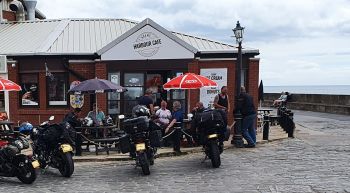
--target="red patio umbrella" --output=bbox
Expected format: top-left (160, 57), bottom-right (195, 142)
top-left (0, 77), bottom-right (21, 91)
top-left (163, 73), bottom-right (217, 89)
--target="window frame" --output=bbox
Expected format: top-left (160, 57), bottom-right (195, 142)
top-left (107, 72), bottom-right (121, 115)
top-left (46, 72), bottom-right (69, 108)
top-left (19, 73), bottom-right (40, 108)
top-left (122, 72), bottom-right (145, 115)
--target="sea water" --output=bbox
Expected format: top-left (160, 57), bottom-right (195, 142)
top-left (264, 85), bottom-right (350, 95)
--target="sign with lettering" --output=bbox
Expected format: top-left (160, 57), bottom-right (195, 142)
top-left (200, 68), bottom-right (227, 109)
top-left (70, 81), bottom-right (84, 108)
top-left (101, 25), bottom-right (194, 60)
top-left (133, 32), bottom-right (162, 57)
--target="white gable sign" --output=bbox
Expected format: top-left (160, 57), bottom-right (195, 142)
top-left (101, 25), bottom-right (194, 60)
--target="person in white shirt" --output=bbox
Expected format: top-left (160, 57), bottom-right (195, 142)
top-left (154, 100), bottom-right (172, 128)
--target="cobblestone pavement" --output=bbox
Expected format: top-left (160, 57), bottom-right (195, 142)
top-left (1, 111), bottom-right (350, 193)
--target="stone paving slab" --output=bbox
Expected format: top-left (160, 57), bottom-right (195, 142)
top-left (73, 125), bottom-right (289, 162)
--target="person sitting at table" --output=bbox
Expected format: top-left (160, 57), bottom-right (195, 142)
top-left (165, 101), bottom-right (183, 154)
top-left (272, 91), bottom-right (288, 107)
top-left (87, 104), bottom-right (106, 126)
top-left (154, 100), bottom-right (172, 129)
top-left (0, 112), bottom-right (8, 121)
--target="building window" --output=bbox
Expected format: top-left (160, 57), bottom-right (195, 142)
top-left (124, 73), bottom-right (144, 114)
top-left (20, 73), bottom-right (39, 106)
top-left (47, 73), bottom-right (68, 106)
top-left (108, 72), bottom-right (121, 115)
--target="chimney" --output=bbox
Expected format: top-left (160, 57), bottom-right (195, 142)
top-left (23, 0), bottom-right (37, 21)
top-left (9, 0), bottom-right (25, 21)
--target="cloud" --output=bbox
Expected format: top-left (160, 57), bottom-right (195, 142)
top-left (36, 0), bottom-right (350, 86)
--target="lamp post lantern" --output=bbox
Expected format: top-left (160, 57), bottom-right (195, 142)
top-left (231, 21), bottom-right (245, 147)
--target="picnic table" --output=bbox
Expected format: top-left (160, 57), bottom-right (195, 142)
top-left (257, 108), bottom-right (274, 115)
top-left (75, 125), bottom-right (120, 155)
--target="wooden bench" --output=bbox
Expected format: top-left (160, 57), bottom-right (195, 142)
top-left (93, 137), bottom-right (120, 155)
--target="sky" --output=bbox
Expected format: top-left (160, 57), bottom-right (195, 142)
top-left (36, 0), bottom-right (350, 86)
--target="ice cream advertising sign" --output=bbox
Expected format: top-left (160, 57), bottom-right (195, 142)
top-left (200, 68), bottom-right (227, 109)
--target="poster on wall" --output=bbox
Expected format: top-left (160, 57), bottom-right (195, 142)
top-left (70, 81), bottom-right (84, 108)
top-left (200, 68), bottom-right (227, 109)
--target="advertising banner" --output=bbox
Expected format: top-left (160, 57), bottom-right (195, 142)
top-left (200, 68), bottom-right (227, 109)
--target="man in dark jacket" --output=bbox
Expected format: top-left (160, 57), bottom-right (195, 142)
top-left (63, 108), bottom-right (82, 155)
top-left (234, 86), bottom-right (257, 148)
top-left (63, 108), bottom-right (82, 128)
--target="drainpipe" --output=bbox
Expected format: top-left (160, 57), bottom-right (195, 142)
top-left (0, 0), bottom-right (3, 22)
top-left (9, 0), bottom-right (25, 21)
top-left (23, 0), bottom-right (37, 21)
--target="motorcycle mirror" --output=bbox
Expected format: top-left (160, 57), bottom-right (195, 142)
top-left (49, 116), bottom-right (55, 121)
top-left (187, 113), bottom-right (194, 118)
top-left (40, 121), bottom-right (49, 126)
top-left (118, 115), bottom-right (125, 120)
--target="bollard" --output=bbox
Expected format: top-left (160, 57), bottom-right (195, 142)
top-left (287, 111), bottom-right (295, 138)
top-left (263, 114), bottom-right (270, 140)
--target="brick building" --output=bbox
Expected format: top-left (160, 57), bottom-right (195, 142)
top-left (0, 18), bottom-right (259, 125)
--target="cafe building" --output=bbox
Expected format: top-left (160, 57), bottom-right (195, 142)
top-left (0, 18), bottom-right (260, 125)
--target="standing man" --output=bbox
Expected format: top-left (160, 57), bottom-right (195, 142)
top-left (214, 86), bottom-right (230, 113)
top-left (63, 108), bottom-right (82, 155)
top-left (234, 86), bottom-right (257, 148)
top-left (138, 89), bottom-right (155, 114)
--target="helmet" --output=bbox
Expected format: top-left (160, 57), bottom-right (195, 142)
top-left (19, 122), bottom-right (33, 133)
top-left (82, 117), bottom-right (93, 126)
top-left (132, 105), bottom-right (150, 117)
top-left (103, 116), bottom-right (114, 126)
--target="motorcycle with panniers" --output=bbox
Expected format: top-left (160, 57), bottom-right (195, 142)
top-left (118, 105), bottom-right (162, 175)
top-left (0, 121), bottom-right (40, 184)
top-left (191, 109), bottom-right (226, 168)
top-left (20, 116), bottom-right (76, 177)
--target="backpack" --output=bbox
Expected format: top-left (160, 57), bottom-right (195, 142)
top-left (194, 109), bottom-right (225, 129)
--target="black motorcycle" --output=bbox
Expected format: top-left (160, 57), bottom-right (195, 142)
top-left (200, 122), bottom-right (222, 168)
top-left (119, 106), bottom-right (162, 175)
top-left (0, 123), bottom-right (40, 184)
top-left (192, 109), bottom-right (225, 168)
top-left (26, 116), bottom-right (75, 177)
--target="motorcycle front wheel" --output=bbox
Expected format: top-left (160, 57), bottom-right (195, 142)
top-left (58, 152), bottom-right (74, 177)
top-left (17, 162), bottom-right (37, 184)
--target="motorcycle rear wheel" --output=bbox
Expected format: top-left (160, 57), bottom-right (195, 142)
top-left (140, 153), bottom-right (150, 175)
top-left (209, 142), bottom-right (221, 168)
top-left (58, 152), bottom-right (74, 177)
top-left (17, 162), bottom-right (37, 184)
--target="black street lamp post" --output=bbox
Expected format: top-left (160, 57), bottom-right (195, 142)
top-left (231, 21), bottom-right (245, 147)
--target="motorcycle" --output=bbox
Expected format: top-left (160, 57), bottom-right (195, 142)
top-left (191, 109), bottom-right (226, 168)
top-left (0, 123), bottom-right (40, 184)
top-left (118, 105), bottom-right (162, 175)
top-left (201, 121), bottom-right (222, 168)
top-left (22, 116), bottom-right (75, 177)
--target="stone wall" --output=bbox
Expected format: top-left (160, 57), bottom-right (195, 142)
top-left (262, 93), bottom-right (350, 115)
